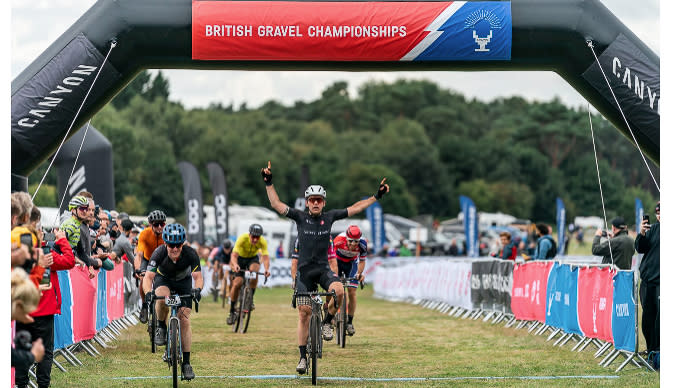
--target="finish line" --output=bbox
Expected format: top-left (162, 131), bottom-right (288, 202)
top-left (112, 374), bottom-right (620, 381)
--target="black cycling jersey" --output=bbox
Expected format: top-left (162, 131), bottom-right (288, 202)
top-left (147, 245), bottom-right (201, 281)
top-left (286, 207), bottom-right (348, 269)
top-left (212, 248), bottom-right (232, 265)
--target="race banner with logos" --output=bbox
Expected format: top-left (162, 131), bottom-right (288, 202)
top-left (460, 195), bottom-right (479, 257)
top-left (207, 162), bottom-right (229, 244)
top-left (545, 262), bottom-right (582, 335)
top-left (192, 1), bottom-right (511, 61)
top-left (106, 261), bottom-right (125, 321)
top-left (471, 260), bottom-right (513, 313)
top-left (94, 269), bottom-right (109, 331)
top-left (53, 270), bottom-right (75, 350)
top-left (70, 266), bottom-right (97, 343)
top-left (556, 198), bottom-right (566, 256)
top-left (577, 267), bottom-right (614, 343)
top-left (510, 261), bottom-right (553, 322)
top-left (611, 270), bottom-right (636, 352)
top-left (366, 200), bottom-right (385, 254)
top-left (178, 161), bottom-right (205, 244)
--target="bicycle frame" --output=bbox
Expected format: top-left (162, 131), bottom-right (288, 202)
top-left (293, 289), bottom-right (336, 385)
top-left (229, 270), bottom-right (267, 333)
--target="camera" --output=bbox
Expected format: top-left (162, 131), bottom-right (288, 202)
top-left (600, 231), bottom-right (608, 237)
top-left (14, 330), bottom-right (32, 351)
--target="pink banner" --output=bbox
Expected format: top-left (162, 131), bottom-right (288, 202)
top-left (510, 261), bottom-right (554, 322)
top-left (577, 267), bottom-right (614, 342)
top-left (106, 262), bottom-right (124, 321)
top-left (70, 266), bottom-right (97, 342)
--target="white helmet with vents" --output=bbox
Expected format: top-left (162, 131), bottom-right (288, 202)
top-left (304, 185), bottom-right (326, 199)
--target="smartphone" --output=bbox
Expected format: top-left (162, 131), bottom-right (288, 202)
top-left (43, 232), bottom-right (56, 242)
top-left (40, 267), bottom-right (51, 285)
top-left (42, 246), bottom-right (52, 255)
top-left (643, 214), bottom-right (650, 222)
top-left (20, 233), bottom-right (34, 253)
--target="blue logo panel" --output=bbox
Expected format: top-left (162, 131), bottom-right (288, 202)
top-left (612, 271), bottom-right (636, 352)
top-left (415, 2), bottom-right (512, 61)
top-left (545, 263), bottom-right (581, 335)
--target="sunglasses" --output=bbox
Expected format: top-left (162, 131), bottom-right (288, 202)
top-left (307, 197), bottom-right (324, 204)
top-left (167, 243), bottom-right (183, 249)
top-left (78, 206), bottom-right (89, 212)
top-left (152, 222), bottom-right (165, 228)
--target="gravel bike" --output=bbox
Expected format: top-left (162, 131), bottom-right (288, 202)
top-left (293, 289), bottom-right (337, 385)
top-left (148, 293), bottom-right (199, 388)
top-left (334, 274), bottom-right (364, 348)
top-left (228, 270), bottom-right (267, 333)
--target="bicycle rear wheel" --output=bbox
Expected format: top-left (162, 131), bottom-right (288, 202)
top-left (310, 310), bottom-right (320, 385)
top-left (241, 287), bottom-right (253, 333)
top-left (221, 275), bottom-right (227, 309)
top-left (169, 319), bottom-right (179, 388)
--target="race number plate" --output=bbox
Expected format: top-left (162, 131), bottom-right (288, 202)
top-left (247, 272), bottom-right (258, 280)
top-left (165, 295), bottom-right (182, 306)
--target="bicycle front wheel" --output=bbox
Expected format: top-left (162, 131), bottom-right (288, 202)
top-left (310, 311), bottom-right (320, 385)
top-left (234, 284), bottom-right (244, 333)
top-left (169, 319), bottom-right (179, 388)
top-left (241, 287), bottom-right (253, 333)
top-left (221, 275), bottom-right (227, 309)
top-left (339, 290), bottom-right (347, 348)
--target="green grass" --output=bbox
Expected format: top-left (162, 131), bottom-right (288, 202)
top-left (50, 287), bottom-right (658, 387)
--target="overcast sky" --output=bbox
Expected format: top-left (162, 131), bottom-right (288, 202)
top-left (11, 0), bottom-right (659, 110)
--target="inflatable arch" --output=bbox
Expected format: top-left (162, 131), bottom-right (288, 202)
top-left (11, 0), bottom-right (659, 191)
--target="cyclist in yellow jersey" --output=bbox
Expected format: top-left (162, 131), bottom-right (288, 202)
top-left (227, 224), bottom-right (271, 324)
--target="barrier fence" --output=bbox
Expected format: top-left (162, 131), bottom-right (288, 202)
top-left (373, 257), bottom-right (654, 372)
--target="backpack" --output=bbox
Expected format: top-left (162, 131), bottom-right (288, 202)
top-left (541, 235), bottom-right (558, 259)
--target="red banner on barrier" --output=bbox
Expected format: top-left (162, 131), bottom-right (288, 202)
top-left (192, 1), bottom-right (450, 61)
top-left (577, 267), bottom-right (614, 342)
top-left (106, 262), bottom-right (124, 321)
top-left (70, 266), bottom-right (97, 342)
top-left (510, 261), bottom-right (553, 322)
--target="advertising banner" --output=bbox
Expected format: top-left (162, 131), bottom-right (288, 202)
top-left (510, 261), bottom-right (553, 322)
top-left (545, 263), bottom-right (582, 335)
top-left (207, 162), bottom-right (229, 244)
top-left (192, 1), bottom-right (511, 61)
top-left (577, 267), bottom-right (614, 342)
top-left (106, 261), bottom-right (125, 321)
top-left (94, 269), bottom-right (108, 331)
top-left (70, 266), bottom-right (97, 342)
top-left (556, 198), bottom-right (566, 256)
top-left (460, 195), bottom-right (478, 257)
top-left (471, 260), bottom-right (495, 308)
top-left (53, 270), bottom-right (74, 350)
top-left (612, 271), bottom-right (636, 352)
top-left (178, 161), bottom-right (205, 244)
top-left (365, 200), bottom-right (385, 254)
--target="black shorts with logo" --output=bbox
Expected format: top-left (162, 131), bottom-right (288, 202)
top-left (295, 263), bottom-right (338, 306)
top-left (236, 255), bottom-right (260, 276)
top-left (153, 274), bottom-right (193, 309)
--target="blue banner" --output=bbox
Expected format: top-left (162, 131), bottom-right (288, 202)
top-left (53, 270), bottom-right (74, 350)
top-left (96, 269), bottom-right (109, 331)
top-left (612, 271), bottom-right (636, 352)
top-left (413, 1), bottom-right (512, 61)
top-left (459, 195), bottom-right (478, 257)
top-left (635, 198), bottom-right (644, 234)
top-left (556, 197), bottom-right (566, 256)
top-left (545, 263), bottom-right (582, 335)
top-left (365, 198), bottom-right (385, 254)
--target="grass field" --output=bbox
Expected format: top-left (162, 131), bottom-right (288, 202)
top-left (49, 286), bottom-right (659, 387)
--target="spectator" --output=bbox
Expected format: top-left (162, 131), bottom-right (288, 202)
top-left (11, 192), bottom-right (33, 228)
top-left (591, 216), bottom-right (634, 270)
top-left (635, 201), bottom-right (660, 366)
top-left (14, 225), bottom-right (75, 388)
top-left (529, 223), bottom-right (557, 260)
top-left (448, 238), bottom-right (459, 256)
top-left (493, 232), bottom-right (518, 261)
top-left (398, 238), bottom-right (412, 257)
top-left (377, 243), bottom-right (390, 258)
top-left (113, 218), bottom-right (137, 264)
top-left (276, 241), bottom-right (285, 258)
top-left (59, 195), bottom-right (97, 278)
top-left (11, 268), bottom-right (44, 377)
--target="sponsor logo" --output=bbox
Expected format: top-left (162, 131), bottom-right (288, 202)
top-left (214, 194), bottom-right (227, 235)
top-left (68, 165), bottom-right (87, 196)
top-left (615, 303), bottom-right (630, 317)
top-left (611, 56), bottom-right (659, 112)
top-left (188, 199), bottom-right (200, 234)
top-left (465, 9), bottom-right (503, 52)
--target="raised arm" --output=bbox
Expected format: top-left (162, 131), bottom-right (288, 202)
top-left (346, 178), bottom-right (390, 217)
top-left (262, 161), bottom-right (289, 216)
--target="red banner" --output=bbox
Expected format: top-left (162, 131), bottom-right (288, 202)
top-left (510, 261), bottom-right (553, 322)
top-left (577, 267), bottom-right (614, 342)
top-left (106, 262), bottom-right (124, 321)
top-left (192, 1), bottom-right (451, 61)
top-left (70, 266), bottom-right (97, 342)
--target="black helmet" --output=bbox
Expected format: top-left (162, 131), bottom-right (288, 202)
top-left (222, 239), bottom-right (233, 250)
top-left (249, 224), bottom-right (263, 237)
top-left (148, 209), bottom-right (166, 223)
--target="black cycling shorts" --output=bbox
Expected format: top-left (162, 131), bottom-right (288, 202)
top-left (153, 274), bottom-right (193, 309)
top-left (236, 255), bottom-right (260, 276)
top-left (295, 264), bottom-right (338, 306)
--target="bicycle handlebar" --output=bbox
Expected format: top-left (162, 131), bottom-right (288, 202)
top-left (150, 294), bottom-right (199, 313)
top-left (229, 270), bottom-right (269, 285)
top-left (292, 290), bottom-right (336, 309)
top-left (338, 273), bottom-right (366, 290)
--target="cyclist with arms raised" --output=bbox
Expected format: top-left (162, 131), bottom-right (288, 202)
top-left (227, 224), bottom-right (271, 325)
top-left (330, 225), bottom-right (368, 336)
top-left (261, 160), bottom-right (389, 374)
top-left (135, 210), bottom-right (167, 323)
top-left (142, 223), bottom-right (203, 381)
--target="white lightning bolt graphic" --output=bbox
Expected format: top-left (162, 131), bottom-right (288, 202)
top-left (400, 1), bottom-right (466, 61)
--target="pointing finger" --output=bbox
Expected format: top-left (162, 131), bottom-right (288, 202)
top-left (268, 160), bottom-right (271, 169)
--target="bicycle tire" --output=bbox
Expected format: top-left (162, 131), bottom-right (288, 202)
top-left (339, 290), bottom-right (347, 348)
top-left (212, 271), bottom-right (219, 302)
top-left (241, 287), bottom-right (253, 333)
top-left (170, 318), bottom-right (179, 388)
top-left (310, 309), bottom-right (320, 385)
top-left (221, 275), bottom-right (227, 309)
top-left (149, 303), bottom-right (157, 353)
top-left (234, 283), bottom-right (244, 333)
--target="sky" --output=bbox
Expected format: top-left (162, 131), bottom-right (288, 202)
top-left (11, 0), bottom-right (659, 110)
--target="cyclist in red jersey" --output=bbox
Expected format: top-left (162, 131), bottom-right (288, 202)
top-left (330, 225), bottom-right (367, 336)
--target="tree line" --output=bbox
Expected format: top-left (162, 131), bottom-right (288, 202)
top-left (30, 71), bottom-right (658, 226)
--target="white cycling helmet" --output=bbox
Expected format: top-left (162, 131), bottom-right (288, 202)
top-left (304, 185), bottom-right (326, 199)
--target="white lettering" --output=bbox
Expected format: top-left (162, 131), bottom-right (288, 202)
top-left (615, 303), bottom-right (629, 317)
top-left (38, 96), bottom-right (63, 108)
top-left (599, 297), bottom-right (607, 311)
top-left (72, 65), bottom-right (97, 76)
top-left (634, 76), bottom-right (644, 100)
top-left (564, 293), bottom-right (570, 306)
top-left (50, 85), bottom-right (72, 95)
top-left (214, 195), bottom-right (227, 235)
top-left (612, 57), bottom-right (622, 78)
top-left (647, 86), bottom-right (658, 110)
top-left (18, 118), bottom-right (38, 128)
top-left (63, 76), bottom-right (84, 86)
top-left (188, 199), bottom-right (200, 234)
